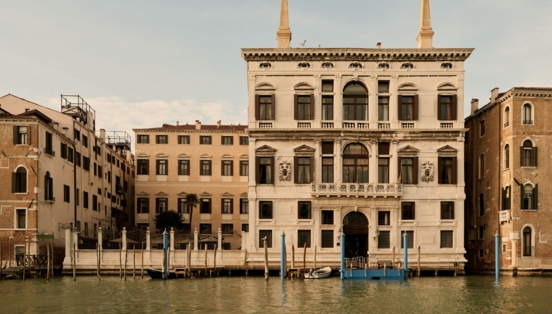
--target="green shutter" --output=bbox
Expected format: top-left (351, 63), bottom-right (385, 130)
top-left (501, 187), bottom-right (506, 210)
top-left (520, 184), bottom-right (525, 209)
top-left (533, 147), bottom-right (538, 167)
top-left (520, 146), bottom-right (524, 167)
top-left (533, 184), bottom-right (538, 210)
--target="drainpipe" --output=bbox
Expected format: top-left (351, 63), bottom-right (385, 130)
top-left (497, 98), bottom-right (502, 275)
top-left (73, 121), bottom-right (78, 229)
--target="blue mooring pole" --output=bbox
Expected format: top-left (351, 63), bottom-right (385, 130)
top-left (403, 232), bottom-right (408, 280)
top-left (163, 229), bottom-right (169, 280)
top-left (495, 232), bottom-right (500, 281)
top-left (281, 232), bottom-right (286, 280)
top-left (340, 232), bottom-right (345, 280)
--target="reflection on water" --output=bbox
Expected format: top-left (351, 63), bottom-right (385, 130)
top-left (1, 276), bottom-right (552, 313)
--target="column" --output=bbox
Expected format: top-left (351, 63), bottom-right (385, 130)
top-left (194, 228), bottom-right (199, 251)
top-left (98, 227), bottom-right (103, 250)
top-left (370, 140), bottom-right (378, 184)
top-left (122, 227), bottom-right (127, 251)
top-left (369, 76), bottom-right (378, 129)
top-left (511, 239), bottom-right (518, 268)
top-left (335, 139), bottom-right (342, 183)
top-left (170, 227), bottom-right (175, 252)
top-left (335, 75), bottom-right (343, 124)
top-left (64, 227), bottom-right (71, 261)
top-left (314, 139), bottom-right (322, 183)
top-left (218, 228), bottom-right (222, 251)
top-left (390, 140), bottom-right (399, 184)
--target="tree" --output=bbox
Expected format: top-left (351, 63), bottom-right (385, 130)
top-left (154, 210), bottom-right (184, 231)
top-left (186, 194), bottom-right (199, 235)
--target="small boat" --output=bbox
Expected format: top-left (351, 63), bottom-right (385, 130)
top-left (1, 273), bottom-right (16, 280)
top-left (146, 268), bottom-right (177, 279)
top-left (304, 267), bottom-right (332, 279)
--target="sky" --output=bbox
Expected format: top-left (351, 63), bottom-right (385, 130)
top-left (1, 0), bottom-right (551, 140)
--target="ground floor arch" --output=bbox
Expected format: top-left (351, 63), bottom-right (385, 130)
top-left (343, 211), bottom-right (369, 258)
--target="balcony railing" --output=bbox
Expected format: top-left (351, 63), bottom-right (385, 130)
top-left (311, 183), bottom-right (403, 198)
top-left (401, 123), bottom-right (415, 129)
top-left (440, 123), bottom-right (454, 129)
top-left (357, 123), bottom-right (369, 129)
top-left (342, 122), bottom-right (356, 129)
top-left (297, 122), bottom-right (311, 128)
top-left (342, 122), bottom-right (369, 129)
top-left (321, 122), bottom-right (334, 129)
top-left (378, 123), bottom-right (390, 129)
top-left (258, 122), bottom-right (273, 129)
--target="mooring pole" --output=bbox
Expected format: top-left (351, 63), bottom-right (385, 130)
top-left (163, 229), bottom-right (169, 280)
top-left (340, 231), bottom-right (345, 280)
top-left (263, 237), bottom-right (269, 281)
top-left (280, 232), bottom-right (286, 280)
top-left (403, 232), bottom-right (408, 280)
top-left (495, 232), bottom-right (500, 281)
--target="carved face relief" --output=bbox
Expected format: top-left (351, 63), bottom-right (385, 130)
top-left (279, 161), bottom-right (292, 181)
top-left (421, 161), bottom-right (435, 182)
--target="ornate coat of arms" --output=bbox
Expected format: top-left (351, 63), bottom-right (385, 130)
top-left (279, 161), bottom-right (292, 181)
top-left (421, 161), bottom-right (434, 182)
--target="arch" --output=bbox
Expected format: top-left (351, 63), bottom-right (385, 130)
top-left (13, 166), bottom-right (27, 193)
top-left (522, 225), bottom-right (534, 257)
top-left (343, 211), bottom-right (369, 258)
top-left (343, 81), bottom-right (368, 94)
top-left (504, 144), bottom-right (510, 169)
top-left (155, 152), bottom-right (168, 158)
top-left (437, 82), bottom-right (458, 91)
top-left (343, 211), bottom-right (369, 226)
top-left (504, 106), bottom-right (510, 127)
top-left (521, 140), bottom-right (536, 167)
top-left (398, 83), bottom-right (419, 91)
top-left (522, 103), bottom-right (533, 125)
top-left (342, 143), bottom-right (369, 183)
top-left (342, 82), bottom-right (368, 121)
top-left (255, 82), bottom-right (276, 91)
top-left (294, 82), bottom-right (315, 90)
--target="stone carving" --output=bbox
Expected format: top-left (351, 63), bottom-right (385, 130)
top-left (421, 161), bottom-right (435, 182)
top-left (279, 161), bottom-right (292, 181)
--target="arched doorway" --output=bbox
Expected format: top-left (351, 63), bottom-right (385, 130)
top-left (343, 211), bottom-right (369, 258)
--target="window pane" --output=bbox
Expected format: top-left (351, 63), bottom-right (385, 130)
top-left (322, 210), bottom-right (334, 224)
top-left (298, 230), bottom-right (311, 248)
top-left (378, 211), bottom-right (390, 225)
top-left (259, 201), bottom-right (272, 219)
top-left (378, 231), bottom-right (390, 248)
top-left (400, 231), bottom-right (414, 249)
top-left (298, 201), bottom-right (311, 219)
top-left (259, 230), bottom-right (272, 248)
top-left (321, 230), bottom-right (334, 248)
top-left (440, 231), bottom-right (453, 248)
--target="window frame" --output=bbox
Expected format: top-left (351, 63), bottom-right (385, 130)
top-left (437, 95), bottom-right (458, 121)
top-left (255, 94), bottom-right (275, 121)
top-left (294, 156), bottom-right (313, 184)
top-left (12, 167), bottom-right (27, 194)
top-left (240, 160), bottom-right (249, 176)
top-left (155, 198), bottom-right (167, 213)
top-left (239, 136), bottom-right (249, 145)
top-left (137, 135), bottom-right (150, 144)
top-left (138, 198), bottom-right (149, 214)
top-left (438, 156), bottom-right (457, 185)
top-left (294, 94), bottom-right (314, 121)
top-left (256, 156), bottom-right (275, 184)
top-left (398, 95), bottom-right (419, 121)
top-left (156, 135), bottom-right (168, 144)
top-left (297, 230), bottom-right (312, 248)
top-left (259, 201), bottom-right (273, 219)
top-left (440, 230), bottom-right (454, 248)
top-left (259, 230), bottom-right (273, 248)
top-left (222, 198), bottom-right (233, 214)
top-left (16, 208), bottom-right (26, 229)
top-left (200, 136), bottom-right (212, 145)
top-left (221, 136), bottom-right (234, 145)
top-left (401, 202), bottom-right (415, 220)
top-left (200, 198), bottom-right (212, 214)
top-left (178, 160), bottom-right (190, 176)
top-left (156, 159), bottom-right (168, 175)
top-left (178, 135), bottom-right (190, 145)
top-left (137, 159), bottom-right (149, 175)
top-left (440, 201), bottom-right (455, 220)
top-left (297, 201), bottom-right (312, 220)
top-left (222, 160), bottom-right (233, 176)
top-left (200, 160), bottom-right (212, 176)
top-left (240, 199), bottom-right (249, 214)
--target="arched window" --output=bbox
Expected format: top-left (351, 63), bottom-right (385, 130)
top-left (343, 82), bottom-right (368, 121)
top-left (479, 154), bottom-right (485, 178)
top-left (523, 227), bottom-right (532, 256)
top-left (523, 104), bottom-right (532, 125)
top-left (521, 184), bottom-right (538, 210)
top-left (479, 193), bottom-right (485, 216)
top-left (504, 107), bottom-right (510, 128)
top-left (45, 171), bottom-right (54, 201)
top-left (12, 167), bottom-right (27, 193)
top-left (522, 140), bottom-right (537, 167)
top-left (342, 143), bottom-right (369, 183)
top-left (504, 144), bottom-right (510, 169)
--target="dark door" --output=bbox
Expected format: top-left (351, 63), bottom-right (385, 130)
top-left (343, 212), bottom-right (369, 258)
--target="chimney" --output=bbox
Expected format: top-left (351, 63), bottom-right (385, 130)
top-left (217, 120), bottom-right (221, 128)
top-left (490, 87), bottom-right (499, 103)
top-left (100, 128), bottom-right (106, 140)
top-left (195, 120), bottom-right (201, 130)
top-left (376, 42), bottom-right (381, 49)
top-left (176, 121), bottom-right (179, 126)
top-left (471, 99), bottom-right (479, 115)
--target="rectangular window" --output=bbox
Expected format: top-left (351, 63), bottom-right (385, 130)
top-left (137, 135), bottom-right (149, 144)
top-left (441, 231), bottom-right (453, 248)
top-left (76, 189), bottom-right (80, 206)
top-left (401, 202), bottom-right (415, 220)
top-left (178, 198), bottom-right (189, 214)
top-left (321, 142), bottom-right (334, 155)
top-left (178, 135), bottom-right (190, 144)
top-left (378, 158), bottom-right (389, 183)
top-left (60, 143), bottom-right (67, 159)
top-left (68, 147), bottom-right (74, 163)
top-left (240, 161), bottom-right (249, 176)
top-left (400, 157), bottom-right (418, 185)
top-left (478, 226), bottom-right (484, 239)
top-left (242, 224), bottom-right (249, 232)
top-left (378, 81), bottom-right (390, 93)
top-left (200, 160), bottom-right (212, 176)
top-left (63, 185), bottom-right (70, 203)
top-left (378, 97), bottom-right (390, 121)
top-left (441, 202), bottom-right (455, 220)
top-left (83, 191), bottom-right (89, 209)
top-left (16, 209), bottom-right (26, 229)
top-left (378, 211), bottom-right (390, 225)
top-left (222, 198), bottom-right (233, 214)
top-left (222, 224), bottom-right (233, 235)
top-left (438, 157), bottom-right (457, 184)
top-left (156, 198), bottom-right (167, 213)
top-left (200, 136), bottom-right (212, 145)
top-left (92, 195), bottom-right (98, 211)
top-left (98, 165), bottom-right (103, 178)
top-left (200, 198), bottom-right (212, 214)
top-left (378, 231), bottom-right (390, 249)
top-left (298, 201), bottom-right (312, 219)
top-left (222, 160), bottom-right (233, 176)
top-left (322, 96), bottom-right (334, 120)
top-left (400, 231), bottom-right (414, 249)
top-left (222, 136), bottom-right (233, 145)
top-left (399, 95), bottom-right (417, 121)
top-left (259, 230), bottom-right (273, 248)
top-left (295, 157), bottom-right (312, 184)
top-left (138, 198), bottom-right (149, 213)
top-left (74, 129), bottom-right (80, 141)
top-left (438, 95), bottom-right (456, 120)
top-left (259, 201), bottom-right (273, 219)
top-left (240, 199), bottom-right (249, 214)
top-left (321, 230), bottom-right (334, 248)
top-left (75, 152), bottom-right (81, 167)
top-left (239, 136), bottom-right (249, 145)
top-left (178, 160), bottom-right (190, 175)
top-left (298, 230), bottom-right (311, 248)
top-left (295, 95), bottom-right (313, 120)
top-left (82, 135), bottom-right (88, 148)
top-left (257, 95), bottom-right (274, 120)
top-left (13, 168), bottom-right (27, 193)
top-left (45, 132), bottom-right (53, 155)
top-left (156, 135), bottom-right (168, 144)
top-left (15, 126), bottom-right (29, 145)
top-left (156, 160), bottom-right (167, 175)
top-left (322, 157), bottom-right (334, 183)
top-left (83, 156), bottom-right (90, 171)
top-left (257, 157), bottom-right (274, 184)
top-left (138, 160), bottom-right (149, 175)
top-left (322, 210), bottom-right (334, 224)
top-left (322, 80), bottom-right (333, 93)
top-left (200, 223), bottom-right (212, 235)
top-left (343, 95), bottom-right (367, 121)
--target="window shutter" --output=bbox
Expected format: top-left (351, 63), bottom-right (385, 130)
top-left (309, 94), bottom-right (315, 120)
top-left (270, 94), bottom-right (276, 120)
top-left (255, 157), bottom-right (260, 183)
top-left (221, 160), bottom-right (224, 175)
top-left (451, 202), bottom-right (455, 219)
top-left (230, 160), bottom-right (234, 176)
top-left (413, 95), bottom-right (419, 120)
top-left (255, 95), bottom-right (260, 120)
top-left (533, 184), bottom-right (538, 210)
top-left (412, 202), bottom-right (416, 220)
top-left (520, 184), bottom-right (525, 209)
top-left (452, 95), bottom-right (458, 120)
top-left (501, 187), bottom-right (505, 210)
top-left (437, 157), bottom-right (443, 184)
top-left (28, 126), bottom-right (32, 145)
top-left (209, 161), bottom-right (212, 176)
top-left (310, 156), bottom-right (314, 184)
top-left (413, 157), bottom-right (419, 184)
top-left (294, 94), bottom-right (298, 120)
top-left (437, 95), bottom-right (442, 120)
top-left (270, 157), bottom-right (275, 184)
top-left (294, 156), bottom-right (299, 184)
top-left (12, 172), bottom-right (16, 193)
top-left (398, 95), bottom-right (402, 120)
top-left (13, 126), bottom-right (18, 144)
top-left (533, 147), bottom-right (538, 167)
top-left (221, 199), bottom-right (224, 214)
top-left (397, 157), bottom-right (402, 183)
top-left (508, 186), bottom-right (512, 209)
top-left (452, 157), bottom-right (458, 184)
top-left (520, 146), bottom-right (524, 167)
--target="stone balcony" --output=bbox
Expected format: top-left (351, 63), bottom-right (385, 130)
top-left (311, 183), bottom-right (403, 198)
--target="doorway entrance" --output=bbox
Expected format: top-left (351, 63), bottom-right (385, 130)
top-left (343, 211), bottom-right (369, 258)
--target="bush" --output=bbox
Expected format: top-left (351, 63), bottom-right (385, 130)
top-left (154, 211), bottom-right (184, 231)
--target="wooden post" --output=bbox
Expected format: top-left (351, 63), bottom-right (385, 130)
top-left (263, 237), bottom-right (269, 281)
top-left (392, 247), bottom-right (395, 268)
top-left (1, 244), bottom-right (3, 281)
top-left (417, 246), bottom-right (421, 277)
top-left (204, 245), bottom-right (207, 276)
top-left (119, 246), bottom-right (122, 279)
top-left (46, 243), bottom-right (50, 281)
top-left (303, 242), bottom-right (307, 276)
top-left (187, 244), bottom-right (191, 278)
top-left (141, 243), bottom-right (144, 279)
top-left (213, 244), bottom-right (217, 276)
top-left (97, 242), bottom-right (100, 282)
top-left (313, 246), bottom-right (317, 269)
top-left (124, 246), bottom-right (127, 281)
top-left (133, 248), bottom-right (136, 280)
top-left (51, 242), bottom-right (55, 279)
top-left (23, 244), bottom-right (26, 281)
top-left (72, 242), bottom-right (76, 281)
top-left (291, 244), bottom-right (295, 268)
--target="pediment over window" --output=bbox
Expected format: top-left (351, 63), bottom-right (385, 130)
top-left (437, 83), bottom-right (458, 91)
top-left (200, 191), bottom-right (212, 197)
top-left (178, 153), bottom-right (190, 159)
top-left (137, 152), bottom-right (149, 158)
top-left (177, 191), bottom-right (188, 197)
top-left (437, 145), bottom-right (458, 154)
top-left (221, 154), bottom-right (234, 159)
top-left (255, 82), bottom-right (276, 91)
top-left (294, 82), bottom-right (315, 91)
top-left (398, 83), bottom-right (419, 91)
top-left (293, 144), bottom-right (316, 155)
top-left (200, 154), bottom-right (212, 159)
top-left (255, 145), bottom-right (277, 156)
top-left (221, 192), bottom-right (234, 197)
top-left (156, 153), bottom-right (168, 158)
top-left (397, 145), bottom-right (420, 155)
top-left (156, 191), bottom-right (168, 197)
top-left (137, 191), bottom-right (149, 197)
top-left (240, 192), bottom-right (248, 198)
top-left (240, 154), bottom-right (249, 160)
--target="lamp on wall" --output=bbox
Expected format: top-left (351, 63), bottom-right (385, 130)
top-left (373, 229), bottom-right (380, 241)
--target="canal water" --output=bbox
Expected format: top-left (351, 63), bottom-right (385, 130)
top-left (1, 276), bottom-right (551, 313)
